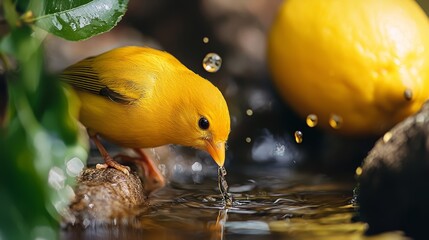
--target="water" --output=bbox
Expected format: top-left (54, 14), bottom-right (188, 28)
top-left (329, 114), bottom-right (343, 129)
top-left (306, 114), bottom-right (318, 128)
top-left (218, 166), bottom-right (233, 207)
top-left (294, 131), bottom-right (303, 144)
top-left (61, 168), bottom-right (407, 240)
top-left (203, 53), bottom-right (222, 73)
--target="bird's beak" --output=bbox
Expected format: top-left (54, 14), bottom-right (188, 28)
top-left (205, 140), bottom-right (225, 167)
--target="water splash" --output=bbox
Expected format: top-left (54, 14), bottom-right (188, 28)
top-left (251, 129), bottom-right (299, 163)
top-left (273, 143), bottom-right (286, 156)
top-left (203, 53), bottom-right (222, 73)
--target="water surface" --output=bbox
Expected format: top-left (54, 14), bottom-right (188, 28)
top-left (61, 167), bottom-right (408, 240)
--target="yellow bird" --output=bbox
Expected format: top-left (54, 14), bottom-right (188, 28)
top-left (61, 46), bottom-right (230, 191)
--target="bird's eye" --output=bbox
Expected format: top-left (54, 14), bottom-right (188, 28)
top-left (198, 117), bottom-right (210, 130)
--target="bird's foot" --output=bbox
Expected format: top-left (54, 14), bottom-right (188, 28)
top-left (115, 152), bottom-right (165, 193)
top-left (97, 156), bottom-right (131, 175)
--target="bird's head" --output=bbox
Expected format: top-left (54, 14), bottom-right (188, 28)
top-left (170, 74), bottom-right (230, 167)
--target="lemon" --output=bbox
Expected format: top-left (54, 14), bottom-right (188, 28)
top-left (268, 0), bottom-right (429, 136)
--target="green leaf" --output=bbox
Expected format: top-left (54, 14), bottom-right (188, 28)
top-left (34, 0), bottom-right (128, 41)
top-left (0, 25), bottom-right (88, 240)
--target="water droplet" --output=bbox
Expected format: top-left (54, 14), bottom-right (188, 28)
top-left (294, 131), bottom-right (303, 144)
top-left (52, 17), bottom-right (63, 30)
top-left (203, 53), bottom-right (222, 73)
top-left (306, 114), bottom-right (318, 127)
top-left (355, 167), bottom-right (363, 176)
top-left (203, 37), bottom-right (209, 43)
top-left (245, 137), bottom-right (252, 143)
top-left (404, 88), bottom-right (413, 101)
top-left (246, 109), bottom-right (253, 116)
top-left (219, 166), bottom-right (227, 176)
top-left (66, 157), bottom-right (84, 177)
top-left (191, 162), bottom-right (202, 172)
top-left (329, 114), bottom-right (343, 129)
top-left (383, 131), bottom-right (392, 143)
top-left (70, 22), bottom-right (77, 31)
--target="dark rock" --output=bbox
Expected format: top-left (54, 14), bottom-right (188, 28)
top-left (356, 101), bottom-right (429, 238)
top-left (67, 167), bottom-right (147, 225)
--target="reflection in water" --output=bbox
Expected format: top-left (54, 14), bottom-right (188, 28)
top-left (61, 170), bottom-right (408, 240)
top-left (208, 209), bottom-right (228, 240)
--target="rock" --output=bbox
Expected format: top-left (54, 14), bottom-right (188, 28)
top-left (356, 101), bottom-right (429, 238)
top-left (67, 167), bottom-right (147, 225)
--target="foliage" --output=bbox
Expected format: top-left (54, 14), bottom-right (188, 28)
top-left (0, 0), bottom-right (128, 239)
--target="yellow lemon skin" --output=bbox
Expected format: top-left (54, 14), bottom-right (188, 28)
top-left (268, 0), bottom-right (429, 136)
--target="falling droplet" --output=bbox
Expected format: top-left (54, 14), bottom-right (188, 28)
top-left (404, 88), bottom-right (413, 101)
top-left (246, 109), bottom-right (253, 116)
top-left (329, 114), bottom-right (343, 129)
top-left (355, 167), bottom-right (363, 176)
top-left (218, 166), bottom-right (233, 207)
top-left (245, 137), bottom-right (252, 143)
top-left (203, 53), bottom-right (222, 73)
top-left (383, 131), bottom-right (392, 143)
top-left (294, 131), bottom-right (303, 143)
top-left (306, 114), bottom-right (318, 127)
top-left (203, 37), bottom-right (209, 43)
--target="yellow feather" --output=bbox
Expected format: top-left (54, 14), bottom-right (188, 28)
top-left (61, 46), bottom-right (230, 166)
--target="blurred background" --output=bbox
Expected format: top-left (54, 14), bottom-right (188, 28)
top-left (43, 0), bottom-right (429, 184)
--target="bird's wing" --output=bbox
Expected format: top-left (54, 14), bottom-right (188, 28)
top-left (60, 57), bottom-right (141, 105)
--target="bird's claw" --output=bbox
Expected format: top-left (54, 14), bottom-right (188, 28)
top-left (97, 161), bottom-right (130, 175)
top-left (96, 163), bottom-right (108, 169)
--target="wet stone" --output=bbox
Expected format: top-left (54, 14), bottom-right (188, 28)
top-left (356, 100), bottom-right (429, 238)
top-left (66, 167), bottom-right (147, 225)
